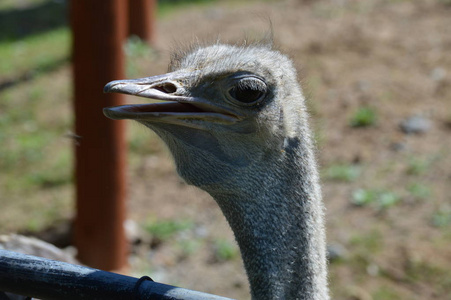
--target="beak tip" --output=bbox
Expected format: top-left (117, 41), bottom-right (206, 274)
top-left (102, 107), bottom-right (111, 117)
top-left (103, 107), bottom-right (118, 120)
top-left (103, 81), bottom-right (116, 93)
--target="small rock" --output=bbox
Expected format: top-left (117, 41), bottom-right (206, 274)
top-left (390, 142), bottom-right (407, 152)
top-left (430, 67), bottom-right (447, 82)
top-left (355, 80), bottom-right (371, 92)
top-left (399, 115), bottom-right (431, 134)
top-left (0, 234), bottom-right (78, 264)
top-left (125, 219), bottom-right (150, 245)
top-left (366, 263), bottom-right (379, 276)
top-left (194, 225), bottom-right (208, 238)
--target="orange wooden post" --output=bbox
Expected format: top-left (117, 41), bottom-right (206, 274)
top-left (128, 0), bottom-right (156, 44)
top-left (71, 0), bottom-right (128, 271)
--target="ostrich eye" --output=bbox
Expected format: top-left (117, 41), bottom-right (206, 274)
top-left (227, 78), bottom-right (267, 105)
top-left (229, 86), bottom-right (263, 103)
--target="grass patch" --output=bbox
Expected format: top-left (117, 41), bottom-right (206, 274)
top-left (404, 258), bottom-right (451, 296)
top-left (144, 218), bottom-right (194, 241)
top-left (349, 106), bottom-right (378, 127)
top-left (350, 229), bottom-right (383, 253)
top-left (158, 0), bottom-right (218, 17)
top-left (0, 0), bottom-right (48, 11)
top-left (323, 163), bottom-right (361, 182)
top-left (407, 183), bottom-right (431, 200)
top-left (213, 238), bottom-right (239, 262)
top-left (437, 0), bottom-right (451, 6)
top-left (128, 126), bottom-right (156, 155)
top-left (431, 207), bottom-right (451, 228)
top-left (0, 133), bottom-right (45, 169)
top-left (406, 157), bottom-right (431, 176)
top-left (177, 238), bottom-right (203, 259)
top-left (352, 188), bottom-right (401, 210)
top-left (0, 67), bottom-right (72, 193)
top-left (0, 0), bottom-right (67, 42)
top-left (25, 148), bottom-right (72, 188)
top-left (0, 186), bottom-right (72, 233)
top-left (124, 36), bottom-right (157, 78)
top-left (348, 230), bottom-right (384, 276)
top-left (0, 3), bottom-right (72, 233)
top-left (372, 286), bottom-right (401, 300)
top-left (0, 27), bottom-right (70, 78)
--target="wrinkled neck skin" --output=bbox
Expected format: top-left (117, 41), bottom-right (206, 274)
top-left (206, 137), bottom-right (329, 300)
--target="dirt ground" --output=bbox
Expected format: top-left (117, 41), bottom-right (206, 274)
top-left (114, 0), bottom-right (451, 299)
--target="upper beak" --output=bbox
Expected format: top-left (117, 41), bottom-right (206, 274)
top-left (103, 72), bottom-right (241, 127)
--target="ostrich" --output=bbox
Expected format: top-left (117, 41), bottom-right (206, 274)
top-left (103, 42), bottom-right (329, 300)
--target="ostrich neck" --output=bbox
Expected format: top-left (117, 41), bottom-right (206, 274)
top-left (210, 140), bottom-right (329, 300)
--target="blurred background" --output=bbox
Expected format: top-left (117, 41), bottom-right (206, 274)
top-left (0, 0), bottom-right (450, 299)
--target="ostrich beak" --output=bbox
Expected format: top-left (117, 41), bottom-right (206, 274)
top-left (103, 72), bottom-right (241, 126)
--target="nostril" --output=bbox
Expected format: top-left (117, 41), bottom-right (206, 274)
top-left (156, 83), bottom-right (178, 94)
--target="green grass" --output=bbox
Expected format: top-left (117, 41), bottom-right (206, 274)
top-left (213, 238), bottom-right (239, 261)
top-left (0, 27), bottom-right (70, 77)
top-left (404, 258), bottom-right (451, 295)
top-left (0, 9), bottom-right (72, 231)
top-left (158, 0), bottom-right (218, 17)
top-left (350, 229), bottom-right (383, 253)
top-left (406, 157), bottom-right (431, 176)
top-left (407, 183), bottom-right (431, 200)
top-left (177, 238), bottom-right (203, 258)
top-left (348, 229), bottom-right (384, 277)
top-left (431, 207), bottom-right (451, 228)
top-left (25, 148), bottom-right (72, 188)
top-left (0, 0), bottom-right (225, 236)
top-left (349, 106), bottom-right (378, 127)
top-left (372, 286), bottom-right (401, 300)
top-left (437, 0), bottom-right (451, 6)
top-left (323, 163), bottom-right (361, 182)
top-left (352, 188), bottom-right (401, 210)
top-left (0, 64), bottom-right (72, 191)
top-left (0, 0), bottom-right (48, 11)
top-left (143, 218), bottom-right (194, 241)
top-left (124, 36), bottom-right (157, 78)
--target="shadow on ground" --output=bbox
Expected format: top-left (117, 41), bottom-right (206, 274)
top-left (0, 0), bottom-right (67, 42)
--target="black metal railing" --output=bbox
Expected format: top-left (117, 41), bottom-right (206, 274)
top-left (0, 250), bottom-right (235, 300)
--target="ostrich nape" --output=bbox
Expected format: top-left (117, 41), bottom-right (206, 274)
top-left (104, 43), bottom-right (329, 300)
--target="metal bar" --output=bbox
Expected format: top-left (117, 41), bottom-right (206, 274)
top-left (70, 0), bottom-right (128, 270)
top-left (0, 250), bottom-right (234, 300)
top-left (128, 0), bottom-right (156, 44)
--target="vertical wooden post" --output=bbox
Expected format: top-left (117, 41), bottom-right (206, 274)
top-left (128, 0), bottom-right (156, 44)
top-left (71, 0), bottom-right (128, 271)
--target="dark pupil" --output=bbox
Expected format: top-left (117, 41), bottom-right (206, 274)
top-left (229, 86), bottom-right (263, 103)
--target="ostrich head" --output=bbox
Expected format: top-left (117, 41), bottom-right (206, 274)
top-left (104, 43), bottom-right (307, 195)
top-left (104, 42), bottom-right (328, 300)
